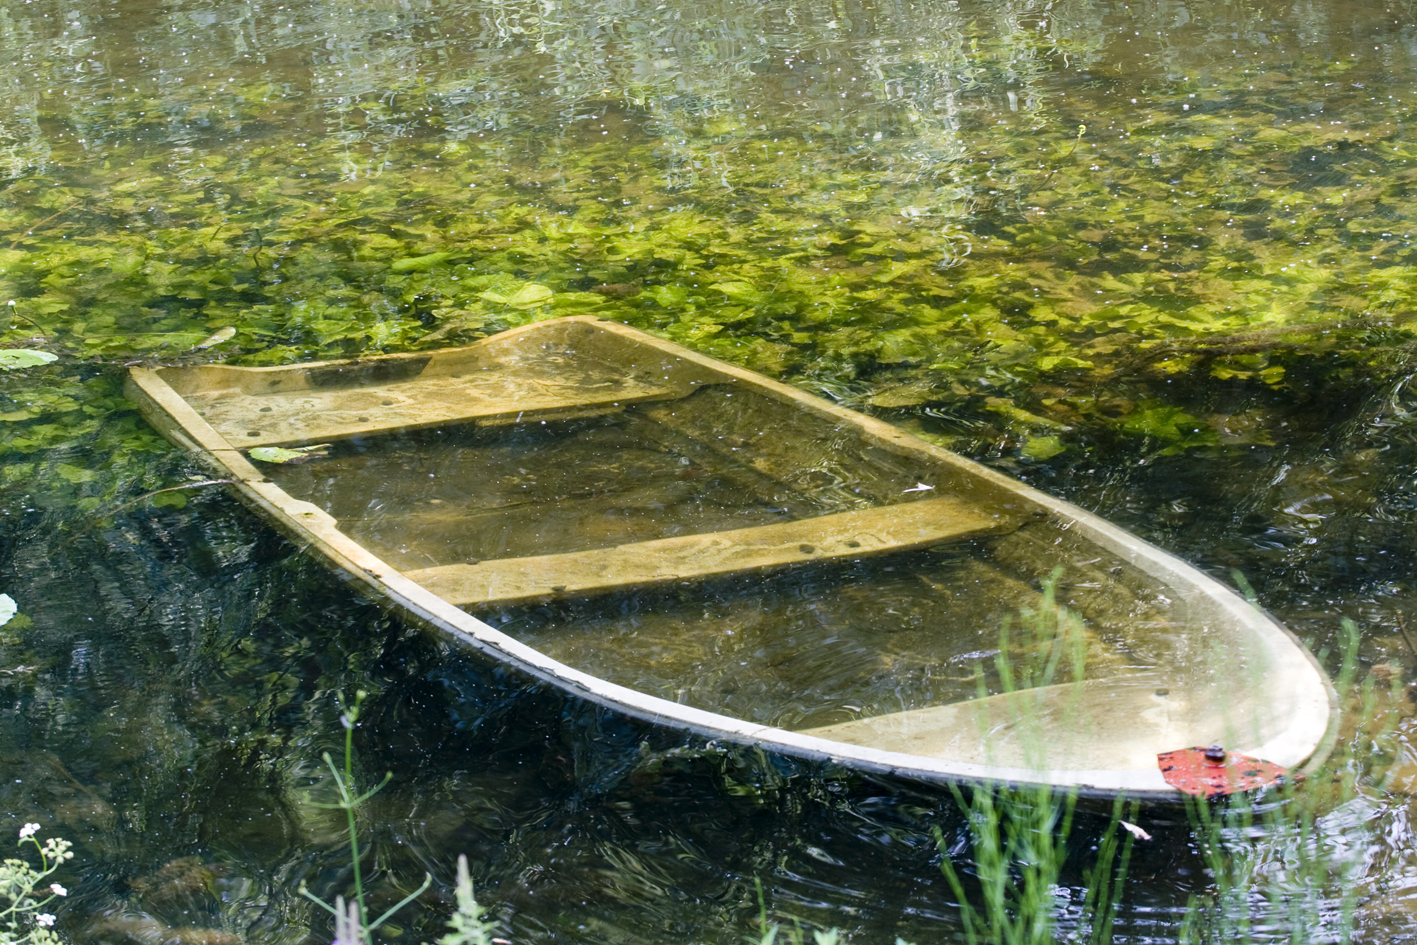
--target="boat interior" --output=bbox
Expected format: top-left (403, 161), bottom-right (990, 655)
top-left (140, 318), bottom-right (1323, 776)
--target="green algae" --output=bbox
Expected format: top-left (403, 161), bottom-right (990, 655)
top-left (0, 42), bottom-right (1412, 492)
top-left (0, 3), bottom-right (1410, 604)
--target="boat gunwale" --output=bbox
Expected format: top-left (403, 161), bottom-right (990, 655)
top-left (124, 315), bottom-right (1340, 799)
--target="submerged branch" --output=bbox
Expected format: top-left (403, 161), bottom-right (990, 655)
top-left (7, 198), bottom-right (81, 251)
top-left (1096, 317), bottom-right (1414, 381)
top-left (1136, 320), bottom-right (1354, 361)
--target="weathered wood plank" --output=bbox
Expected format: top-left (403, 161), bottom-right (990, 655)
top-left (796, 676), bottom-right (1267, 773)
top-left (406, 495), bottom-right (1016, 608)
top-left (185, 368), bottom-right (701, 448)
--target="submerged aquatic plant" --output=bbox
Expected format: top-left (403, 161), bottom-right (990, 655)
top-left (301, 690), bottom-right (432, 944)
top-left (300, 691), bottom-right (503, 945)
top-left (0, 351), bottom-right (54, 372)
top-left (1, 17), bottom-right (1415, 491)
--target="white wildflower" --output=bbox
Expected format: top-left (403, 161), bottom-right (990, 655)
top-left (49, 883), bottom-right (67, 896)
top-left (34, 914), bottom-right (55, 927)
top-left (41, 838), bottom-right (74, 860)
top-left (18, 823), bottom-right (39, 839)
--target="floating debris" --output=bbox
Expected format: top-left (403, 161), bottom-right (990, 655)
top-left (193, 327), bottom-right (236, 350)
top-left (248, 444), bottom-right (332, 465)
top-left (1157, 745), bottom-right (1292, 797)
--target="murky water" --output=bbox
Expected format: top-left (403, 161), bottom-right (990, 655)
top-left (5, 0), bottom-right (1417, 941)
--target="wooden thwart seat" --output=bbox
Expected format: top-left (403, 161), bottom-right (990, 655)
top-left (405, 496), bottom-right (1016, 608)
top-left (169, 356), bottom-right (709, 448)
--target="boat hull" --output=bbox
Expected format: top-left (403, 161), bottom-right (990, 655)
top-left (125, 316), bottom-right (1338, 797)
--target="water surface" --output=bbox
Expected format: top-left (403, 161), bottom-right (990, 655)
top-left (3, 0), bottom-right (1417, 941)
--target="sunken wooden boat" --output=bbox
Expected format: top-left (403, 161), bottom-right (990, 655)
top-left (126, 315), bottom-right (1337, 796)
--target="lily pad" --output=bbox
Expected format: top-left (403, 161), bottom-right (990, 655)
top-left (0, 349), bottom-right (57, 371)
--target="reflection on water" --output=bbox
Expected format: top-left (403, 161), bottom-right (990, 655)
top-left (2, 0), bottom-right (1417, 941)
